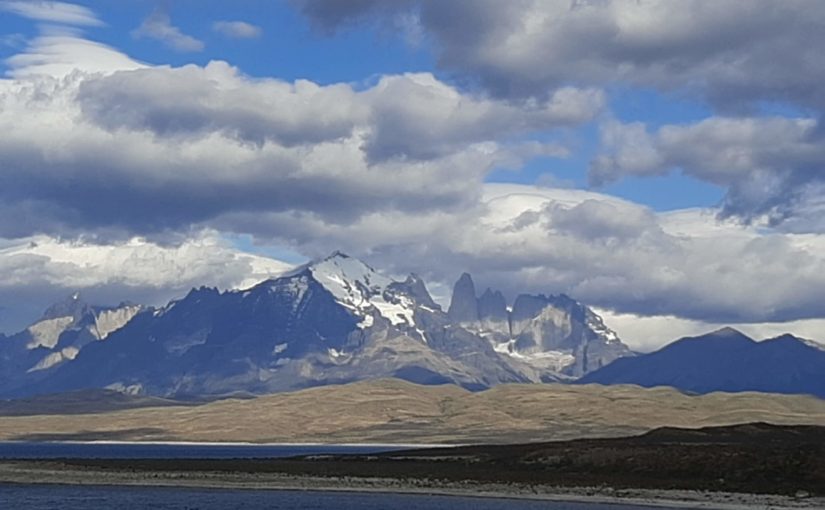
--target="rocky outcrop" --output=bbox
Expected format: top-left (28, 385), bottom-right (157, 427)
top-left (448, 276), bottom-right (632, 377)
top-left (447, 273), bottom-right (479, 323)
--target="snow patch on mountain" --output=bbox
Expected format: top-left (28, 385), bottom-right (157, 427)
top-left (372, 296), bottom-right (416, 327)
top-left (328, 347), bottom-right (347, 359)
top-left (586, 311), bottom-right (621, 344)
top-left (299, 253), bottom-right (419, 331)
top-left (493, 339), bottom-right (576, 372)
top-left (105, 382), bottom-right (144, 395)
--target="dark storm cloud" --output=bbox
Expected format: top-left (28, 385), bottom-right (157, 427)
top-left (296, 0), bottom-right (825, 109)
top-left (292, 0), bottom-right (392, 33)
top-left (76, 62), bottom-right (363, 147)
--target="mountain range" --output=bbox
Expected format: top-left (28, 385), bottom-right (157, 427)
top-left (580, 327), bottom-right (825, 398)
top-left (0, 252), bottom-right (822, 400)
top-left (0, 294), bottom-right (141, 392)
top-left (0, 252), bottom-right (630, 398)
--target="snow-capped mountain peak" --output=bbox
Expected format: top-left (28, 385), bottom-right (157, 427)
top-left (284, 252), bottom-right (417, 331)
top-left (306, 252), bottom-right (393, 307)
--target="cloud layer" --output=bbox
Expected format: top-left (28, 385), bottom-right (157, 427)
top-left (296, 0), bottom-right (825, 109)
top-left (132, 9), bottom-right (204, 52)
top-left (3, 1), bottom-right (825, 347)
top-left (0, 1), bottom-right (102, 26)
top-left (0, 233), bottom-right (290, 333)
top-left (591, 117), bottom-right (825, 229)
top-left (296, 0), bottom-right (825, 231)
top-left (222, 182), bottom-right (825, 325)
top-left (213, 21), bottom-right (262, 39)
top-left (0, 34), bottom-right (596, 241)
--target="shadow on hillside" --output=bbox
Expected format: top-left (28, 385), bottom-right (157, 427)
top-left (11, 428), bottom-right (169, 442)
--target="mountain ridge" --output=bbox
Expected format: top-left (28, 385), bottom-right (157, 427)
top-left (0, 252), bottom-right (633, 398)
top-left (2, 252), bottom-right (821, 401)
top-left (579, 327), bottom-right (825, 398)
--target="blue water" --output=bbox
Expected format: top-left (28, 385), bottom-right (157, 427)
top-left (0, 444), bottom-right (672, 508)
top-left (0, 484), bottom-right (661, 509)
top-left (0, 442), bottom-right (406, 459)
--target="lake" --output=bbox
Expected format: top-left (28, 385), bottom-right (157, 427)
top-left (0, 441), bottom-right (412, 459)
top-left (0, 484), bottom-right (665, 509)
top-left (0, 443), bottom-right (679, 509)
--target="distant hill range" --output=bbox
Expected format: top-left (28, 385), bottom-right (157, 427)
top-left (0, 252), bottom-right (822, 400)
top-left (1, 379), bottom-right (823, 444)
top-left (579, 327), bottom-right (825, 399)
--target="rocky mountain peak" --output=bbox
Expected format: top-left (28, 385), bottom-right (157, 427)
top-left (448, 272), bottom-right (479, 323)
top-left (182, 286), bottom-right (221, 300)
top-left (41, 291), bottom-right (91, 322)
top-left (710, 326), bottom-right (750, 339)
top-left (389, 274), bottom-right (439, 310)
top-left (444, 273), bottom-right (630, 377)
top-left (478, 288), bottom-right (508, 330)
top-left (304, 253), bottom-right (391, 305)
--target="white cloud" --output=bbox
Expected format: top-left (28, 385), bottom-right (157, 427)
top-left (212, 20), bottom-right (262, 39)
top-left (0, 233), bottom-right (292, 333)
top-left (0, 36), bottom-right (594, 242)
top-left (598, 309), bottom-right (825, 353)
top-left (1, 1), bottom-right (102, 26)
top-left (132, 9), bottom-right (204, 52)
top-left (212, 182), bottom-right (825, 326)
top-left (3, 177), bottom-right (825, 347)
top-left (361, 74), bottom-right (602, 162)
top-left (296, 1), bottom-right (825, 235)
top-left (590, 117), bottom-right (825, 230)
top-left (6, 33), bottom-right (145, 78)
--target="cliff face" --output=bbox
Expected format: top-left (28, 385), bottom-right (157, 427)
top-left (447, 274), bottom-right (632, 377)
top-left (447, 272), bottom-right (480, 323)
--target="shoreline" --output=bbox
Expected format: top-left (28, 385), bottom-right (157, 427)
top-left (0, 461), bottom-right (821, 510)
top-left (0, 439), bottom-right (455, 448)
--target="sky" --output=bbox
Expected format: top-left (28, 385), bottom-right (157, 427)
top-left (2, 0), bottom-right (825, 350)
